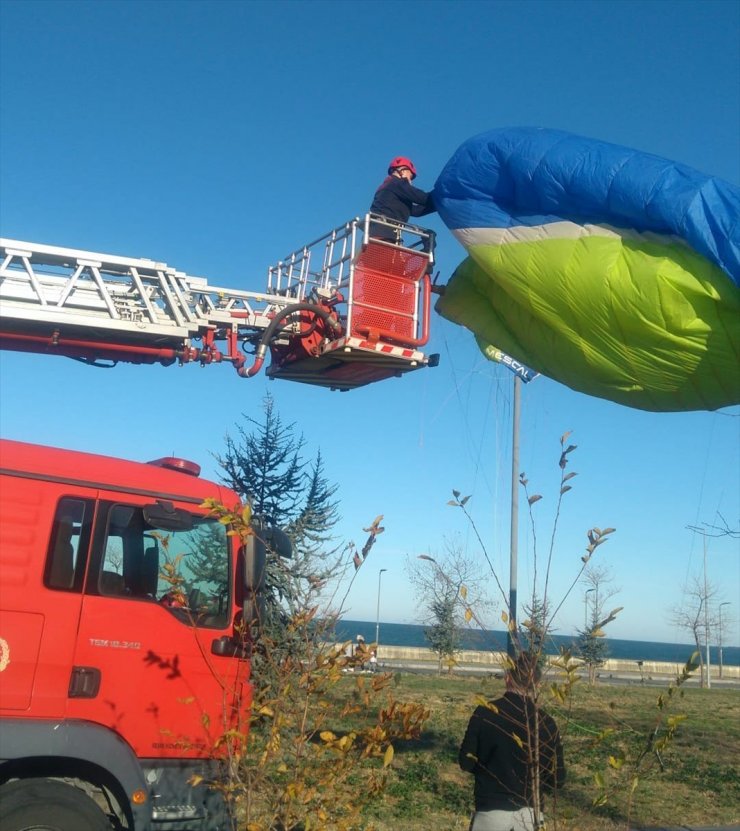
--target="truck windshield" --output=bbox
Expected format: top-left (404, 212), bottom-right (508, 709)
top-left (99, 505), bottom-right (230, 628)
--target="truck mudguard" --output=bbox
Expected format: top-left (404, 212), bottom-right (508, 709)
top-left (0, 718), bottom-right (152, 829)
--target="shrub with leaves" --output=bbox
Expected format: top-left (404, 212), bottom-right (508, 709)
top-left (201, 499), bottom-right (430, 831)
top-left (439, 433), bottom-right (622, 826)
top-left (590, 651), bottom-right (700, 822)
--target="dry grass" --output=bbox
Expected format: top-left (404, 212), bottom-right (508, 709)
top-left (354, 671), bottom-right (739, 830)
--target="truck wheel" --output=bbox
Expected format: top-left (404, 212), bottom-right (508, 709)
top-left (0, 778), bottom-right (112, 831)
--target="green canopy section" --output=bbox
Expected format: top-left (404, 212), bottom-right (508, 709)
top-left (436, 235), bottom-right (740, 412)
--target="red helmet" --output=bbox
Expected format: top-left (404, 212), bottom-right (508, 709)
top-left (388, 156), bottom-right (417, 179)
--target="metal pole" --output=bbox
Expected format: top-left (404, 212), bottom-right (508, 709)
top-left (703, 538), bottom-right (711, 689)
top-left (507, 376), bottom-right (521, 659)
top-left (375, 569), bottom-right (387, 655)
top-left (719, 602), bottom-right (730, 679)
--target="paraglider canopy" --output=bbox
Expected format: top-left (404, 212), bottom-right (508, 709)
top-left (433, 127), bottom-right (740, 412)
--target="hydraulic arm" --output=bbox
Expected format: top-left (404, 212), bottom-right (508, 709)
top-left (0, 215), bottom-right (438, 390)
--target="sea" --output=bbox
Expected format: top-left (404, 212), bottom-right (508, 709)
top-left (334, 619), bottom-right (740, 667)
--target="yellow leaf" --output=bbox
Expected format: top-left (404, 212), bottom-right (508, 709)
top-left (511, 732), bottom-right (524, 749)
top-left (501, 611), bottom-right (509, 624)
top-left (320, 731), bottom-right (337, 743)
top-left (383, 744), bottom-right (394, 767)
top-left (460, 585), bottom-right (468, 600)
top-left (592, 794), bottom-right (608, 808)
top-left (464, 608), bottom-right (473, 622)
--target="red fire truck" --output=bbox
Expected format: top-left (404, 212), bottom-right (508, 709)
top-left (0, 438), bottom-right (289, 829)
top-left (0, 216), bottom-right (437, 829)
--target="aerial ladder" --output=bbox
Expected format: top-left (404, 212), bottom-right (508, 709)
top-left (0, 214), bottom-right (439, 391)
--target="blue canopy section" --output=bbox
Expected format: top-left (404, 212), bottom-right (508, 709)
top-left (433, 127), bottom-right (740, 286)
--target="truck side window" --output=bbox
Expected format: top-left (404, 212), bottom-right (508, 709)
top-left (100, 504), bottom-right (231, 628)
top-left (45, 498), bottom-right (91, 591)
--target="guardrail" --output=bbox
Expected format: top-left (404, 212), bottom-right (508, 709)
top-left (359, 645), bottom-right (740, 679)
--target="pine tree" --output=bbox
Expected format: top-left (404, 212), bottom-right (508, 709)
top-left (577, 566), bottom-right (619, 683)
top-left (577, 608), bottom-right (609, 683)
top-left (425, 594), bottom-right (460, 673)
top-left (214, 394), bottom-right (340, 624)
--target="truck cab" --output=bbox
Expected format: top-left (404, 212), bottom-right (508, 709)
top-left (0, 439), bottom-right (271, 830)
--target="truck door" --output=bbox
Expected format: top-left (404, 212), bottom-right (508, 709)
top-left (0, 484), bottom-right (94, 717)
top-left (69, 498), bottom-right (247, 759)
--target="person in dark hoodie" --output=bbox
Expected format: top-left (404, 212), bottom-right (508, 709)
top-left (369, 156), bottom-right (436, 243)
top-left (459, 652), bottom-right (565, 831)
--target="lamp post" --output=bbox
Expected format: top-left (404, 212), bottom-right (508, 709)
top-left (719, 602), bottom-right (730, 679)
top-left (507, 375), bottom-right (521, 659)
top-left (584, 588), bottom-right (595, 630)
top-left (703, 537), bottom-right (711, 688)
top-left (375, 569), bottom-right (387, 657)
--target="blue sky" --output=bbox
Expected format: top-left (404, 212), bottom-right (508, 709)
top-left (1, 0), bottom-right (738, 646)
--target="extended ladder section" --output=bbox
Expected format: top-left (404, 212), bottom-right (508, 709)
top-left (0, 215), bottom-right (438, 390)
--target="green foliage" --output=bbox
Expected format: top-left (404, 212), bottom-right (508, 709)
top-left (202, 504), bottom-right (431, 831)
top-left (409, 540), bottom-right (491, 673)
top-left (588, 652), bottom-right (700, 818)
top-left (577, 625), bottom-right (609, 676)
top-left (214, 393), bottom-right (340, 624)
top-left (521, 594), bottom-right (548, 662)
top-left (425, 594), bottom-right (460, 671)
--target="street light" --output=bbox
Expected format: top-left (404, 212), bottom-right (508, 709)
top-left (507, 376), bottom-right (521, 659)
top-left (719, 602), bottom-right (731, 679)
top-left (584, 588), bottom-right (595, 631)
top-left (375, 569), bottom-right (388, 658)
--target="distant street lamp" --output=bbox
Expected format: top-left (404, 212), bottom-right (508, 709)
top-left (719, 602), bottom-right (731, 679)
top-left (375, 569), bottom-right (388, 657)
top-left (584, 588), bottom-right (595, 630)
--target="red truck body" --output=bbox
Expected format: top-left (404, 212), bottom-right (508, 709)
top-left (0, 438), bottom-right (254, 830)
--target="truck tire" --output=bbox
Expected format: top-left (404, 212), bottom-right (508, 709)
top-left (0, 778), bottom-right (112, 831)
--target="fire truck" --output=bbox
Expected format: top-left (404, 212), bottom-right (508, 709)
top-left (0, 217), bottom-right (437, 830)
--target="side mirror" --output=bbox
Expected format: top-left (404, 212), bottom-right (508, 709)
top-left (243, 521), bottom-right (292, 593)
top-left (244, 534), bottom-right (267, 592)
top-left (264, 525), bottom-right (292, 560)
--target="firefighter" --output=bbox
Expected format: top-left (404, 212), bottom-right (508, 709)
top-left (370, 156), bottom-right (436, 243)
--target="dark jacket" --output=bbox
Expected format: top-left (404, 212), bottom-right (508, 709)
top-left (458, 691), bottom-right (565, 812)
top-left (370, 176), bottom-right (436, 228)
